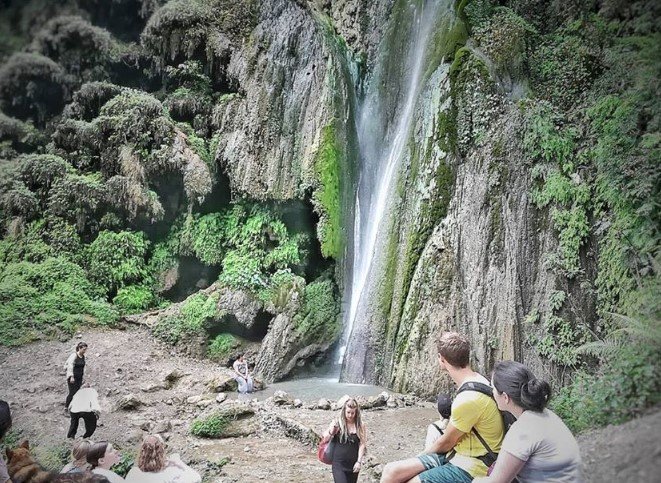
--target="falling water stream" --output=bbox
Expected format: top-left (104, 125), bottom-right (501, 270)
top-left (337, 0), bottom-right (444, 380)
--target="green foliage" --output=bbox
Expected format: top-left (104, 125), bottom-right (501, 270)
top-left (553, 343), bottom-right (660, 433)
top-left (257, 269), bottom-right (304, 309)
top-left (313, 125), bottom-right (343, 259)
top-left (153, 292), bottom-right (218, 345)
top-left (112, 450), bottom-right (136, 478)
top-left (474, 7), bottom-right (537, 80)
top-left (293, 279), bottom-right (340, 344)
top-left (190, 412), bottom-right (229, 438)
top-left (526, 103), bottom-right (590, 278)
top-left (85, 230), bottom-right (150, 295)
top-left (0, 256), bottom-right (116, 346)
top-left (207, 333), bottom-right (238, 360)
top-left (534, 314), bottom-right (589, 366)
top-left (530, 22), bottom-right (604, 110)
top-left (113, 285), bottom-right (155, 313)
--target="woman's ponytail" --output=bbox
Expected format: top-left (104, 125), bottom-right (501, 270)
top-left (520, 378), bottom-right (551, 411)
top-left (492, 361), bottom-right (552, 412)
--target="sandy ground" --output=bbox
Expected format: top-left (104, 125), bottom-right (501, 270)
top-left (1, 325), bottom-right (659, 482)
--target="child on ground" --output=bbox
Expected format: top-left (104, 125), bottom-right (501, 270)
top-left (424, 393), bottom-right (452, 449)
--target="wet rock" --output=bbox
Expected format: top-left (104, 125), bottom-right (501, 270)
top-left (272, 390), bottom-right (294, 406)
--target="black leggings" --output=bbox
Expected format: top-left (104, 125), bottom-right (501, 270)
top-left (67, 411), bottom-right (97, 439)
top-left (65, 378), bottom-right (82, 408)
top-left (332, 466), bottom-right (358, 483)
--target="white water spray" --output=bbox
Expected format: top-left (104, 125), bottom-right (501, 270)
top-left (338, 0), bottom-right (442, 370)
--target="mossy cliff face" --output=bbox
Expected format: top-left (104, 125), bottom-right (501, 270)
top-left (355, 0), bottom-right (659, 409)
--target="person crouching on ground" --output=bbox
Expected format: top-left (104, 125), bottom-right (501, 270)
top-left (65, 341), bottom-right (88, 411)
top-left (61, 439), bottom-right (92, 473)
top-left (321, 397), bottom-right (368, 483)
top-left (0, 400), bottom-right (11, 483)
top-left (232, 353), bottom-right (254, 394)
top-left (125, 434), bottom-right (201, 483)
top-left (473, 361), bottom-right (582, 483)
top-left (381, 331), bottom-right (505, 483)
top-left (68, 386), bottom-right (101, 439)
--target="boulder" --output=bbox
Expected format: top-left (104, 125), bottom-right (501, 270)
top-left (207, 374), bottom-right (237, 393)
top-left (116, 394), bottom-right (144, 411)
top-left (272, 390), bottom-right (294, 406)
top-left (216, 393), bottom-right (228, 404)
top-left (316, 398), bottom-right (331, 410)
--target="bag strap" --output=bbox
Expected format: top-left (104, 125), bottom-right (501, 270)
top-left (431, 422), bottom-right (444, 435)
top-left (457, 380), bottom-right (499, 460)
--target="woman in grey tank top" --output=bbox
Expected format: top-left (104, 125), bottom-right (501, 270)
top-left (473, 361), bottom-right (582, 483)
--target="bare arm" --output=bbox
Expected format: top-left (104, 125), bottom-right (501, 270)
top-left (423, 422), bottom-right (464, 454)
top-left (354, 423), bottom-right (367, 472)
top-left (473, 451), bottom-right (526, 483)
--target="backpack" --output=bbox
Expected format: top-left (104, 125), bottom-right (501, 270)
top-left (455, 380), bottom-right (519, 482)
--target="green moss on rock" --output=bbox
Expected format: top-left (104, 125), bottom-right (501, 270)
top-left (313, 125), bottom-right (343, 260)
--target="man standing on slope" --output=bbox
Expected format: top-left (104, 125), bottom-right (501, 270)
top-left (381, 332), bottom-right (505, 483)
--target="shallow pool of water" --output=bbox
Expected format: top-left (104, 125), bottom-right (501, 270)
top-left (230, 377), bottom-right (390, 402)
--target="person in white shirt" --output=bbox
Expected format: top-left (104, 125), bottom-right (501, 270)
top-left (424, 393), bottom-right (452, 449)
top-left (68, 387), bottom-right (101, 439)
top-left (87, 441), bottom-right (124, 483)
top-left (473, 361), bottom-right (582, 483)
top-left (125, 434), bottom-right (201, 483)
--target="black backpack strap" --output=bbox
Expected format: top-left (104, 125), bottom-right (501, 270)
top-left (431, 422), bottom-right (444, 435)
top-left (457, 380), bottom-right (494, 398)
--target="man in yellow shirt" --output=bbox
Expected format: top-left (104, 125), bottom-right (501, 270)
top-left (381, 332), bottom-right (505, 483)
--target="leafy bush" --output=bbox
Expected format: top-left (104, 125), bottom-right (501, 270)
top-left (152, 292), bottom-right (218, 345)
top-left (0, 256), bottom-right (116, 346)
top-left (113, 285), bottom-right (155, 313)
top-left (294, 279), bottom-right (340, 344)
top-left (207, 333), bottom-right (238, 360)
top-left (190, 413), bottom-right (229, 438)
top-left (85, 230), bottom-right (150, 295)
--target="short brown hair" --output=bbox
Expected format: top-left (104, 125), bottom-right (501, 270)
top-left (436, 332), bottom-right (470, 368)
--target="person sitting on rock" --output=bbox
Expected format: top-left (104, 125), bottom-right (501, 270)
top-left (125, 434), bottom-right (201, 483)
top-left (68, 386), bottom-right (102, 439)
top-left (61, 439), bottom-right (92, 473)
top-left (424, 393), bottom-right (452, 449)
top-left (232, 353), bottom-right (254, 394)
top-left (0, 400), bottom-right (11, 483)
top-left (87, 441), bottom-right (124, 483)
top-left (473, 361), bottom-right (582, 483)
top-left (381, 331), bottom-right (505, 483)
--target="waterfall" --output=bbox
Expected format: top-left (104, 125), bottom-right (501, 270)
top-left (337, 0), bottom-right (444, 381)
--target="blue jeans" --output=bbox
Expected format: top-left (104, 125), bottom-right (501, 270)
top-left (417, 454), bottom-right (473, 483)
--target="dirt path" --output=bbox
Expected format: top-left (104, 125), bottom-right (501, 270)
top-left (1, 326), bottom-right (659, 482)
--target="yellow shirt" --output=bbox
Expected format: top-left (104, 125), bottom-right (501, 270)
top-left (449, 376), bottom-right (505, 478)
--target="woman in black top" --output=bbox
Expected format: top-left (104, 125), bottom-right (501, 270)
top-left (322, 397), bottom-right (367, 483)
top-left (64, 342), bottom-right (88, 410)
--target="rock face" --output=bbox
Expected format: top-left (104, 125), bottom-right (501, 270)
top-left (339, 0), bottom-right (599, 394)
top-left (211, 0), bottom-right (354, 201)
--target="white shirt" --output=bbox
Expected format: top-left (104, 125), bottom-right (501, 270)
top-left (125, 455), bottom-right (201, 483)
top-left (69, 388), bottom-right (101, 414)
top-left (93, 468), bottom-right (125, 483)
